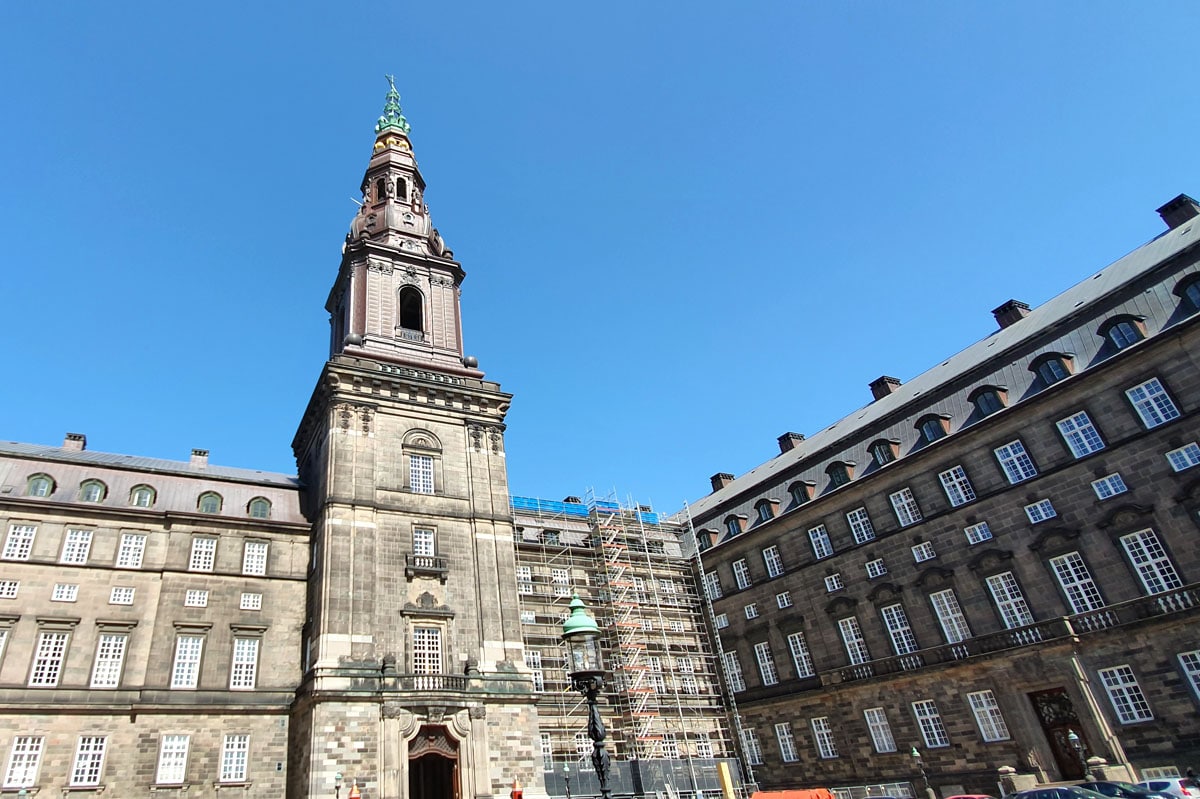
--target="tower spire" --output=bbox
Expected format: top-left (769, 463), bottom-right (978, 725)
top-left (375, 74), bottom-right (411, 136)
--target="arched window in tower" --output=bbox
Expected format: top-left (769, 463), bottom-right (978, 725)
top-left (396, 177), bottom-right (408, 201)
top-left (398, 286), bottom-right (424, 341)
top-left (375, 178), bottom-right (386, 202)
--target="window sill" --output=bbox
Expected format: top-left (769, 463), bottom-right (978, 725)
top-left (150, 784), bottom-right (191, 792)
top-left (213, 782), bottom-right (252, 791)
top-left (1, 787), bottom-right (42, 796)
top-left (63, 786), bottom-right (106, 794)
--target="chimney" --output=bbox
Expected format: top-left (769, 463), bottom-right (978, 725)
top-left (777, 432), bottom-right (805, 454)
top-left (190, 448), bottom-right (210, 468)
top-left (992, 299), bottom-right (1031, 329)
top-left (869, 376), bottom-right (902, 401)
top-left (63, 432), bottom-right (87, 451)
top-left (710, 472), bottom-right (734, 493)
top-left (1157, 194), bottom-right (1200, 230)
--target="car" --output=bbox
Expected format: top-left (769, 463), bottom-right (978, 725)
top-left (1008, 787), bottom-right (1111, 799)
top-left (1137, 780), bottom-right (1199, 799)
top-left (945, 794), bottom-right (998, 799)
top-left (1077, 781), bottom-right (1175, 799)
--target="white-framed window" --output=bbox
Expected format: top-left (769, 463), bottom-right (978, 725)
top-left (838, 616), bottom-right (870, 664)
top-left (79, 480), bottom-right (106, 503)
top-left (744, 603), bottom-right (759, 620)
top-left (722, 651), bottom-right (746, 692)
top-left (240, 592), bottom-right (263, 610)
top-left (995, 439), bottom-right (1038, 484)
top-left (1024, 498), bottom-right (1057, 524)
top-left (230, 637), bottom-right (260, 689)
top-left (242, 541), bottom-right (268, 576)
top-left (669, 619), bottom-right (684, 633)
top-left (986, 572), bottom-right (1035, 629)
top-left (754, 641), bottom-right (779, 685)
top-left (733, 559), bottom-right (752, 589)
top-left (516, 565), bottom-right (533, 595)
top-left (866, 558), bottom-right (887, 579)
top-left (574, 732), bottom-right (593, 770)
top-left (881, 603), bottom-right (919, 655)
top-left (912, 699), bottom-right (950, 747)
top-left (1049, 551), bottom-right (1106, 613)
top-left (412, 527), bottom-right (435, 556)
top-left (809, 524), bottom-right (834, 558)
top-left (109, 586), bottom-right (135, 605)
top-left (412, 626), bottom-right (443, 675)
top-left (714, 613), bottom-right (729, 629)
top-left (695, 735), bottom-right (714, 759)
top-left (90, 632), bottom-right (128, 688)
top-left (29, 631), bottom-right (69, 686)
top-left (702, 571), bottom-right (722, 600)
top-left (775, 722), bottom-right (798, 762)
top-left (0, 580), bottom-right (17, 599)
top-left (189, 538), bottom-right (217, 572)
top-left (61, 528), bottom-right (93, 564)
top-left (776, 591), bottom-right (793, 609)
top-left (967, 689), bottom-right (1011, 741)
top-left (1092, 473), bottom-right (1128, 499)
top-left (116, 533), bottom-right (146, 569)
top-left (552, 568), bottom-right (570, 597)
top-left (825, 573), bottom-right (844, 592)
top-left (184, 589), bottom-right (209, 608)
top-left (938, 466), bottom-right (976, 507)
top-left (52, 583), bottom-right (79, 602)
top-left (912, 541), bottom-right (936, 562)
top-left (131, 485), bottom-right (156, 508)
top-left (741, 728), bottom-right (764, 766)
top-left (171, 634), bottom-right (205, 689)
top-left (811, 717), bottom-right (839, 759)
top-left (1057, 411), bottom-right (1106, 457)
top-left (3, 524), bottom-right (36, 561)
top-left (763, 545), bottom-right (784, 578)
top-left (930, 588), bottom-right (972, 644)
top-left (1099, 665), bottom-right (1154, 723)
top-left (1120, 529), bottom-right (1182, 595)
top-left (846, 507), bottom-right (875, 543)
top-left (70, 736), bottom-right (107, 786)
top-left (156, 735), bottom-right (190, 785)
top-left (520, 610), bottom-right (535, 624)
top-left (539, 733), bottom-right (553, 772)
top-left (524, 650), bottom-right (544, 691)
top-left (890, 487), bottom-right (923, 526)
top-left (219, 734), bottom-right (249, 783)
top-left (1177, 650), bottom-right (1200, 701)
top-left (864, 707), bottom-right (897, 753)
top-left (661, 733), bottom-right (680, 759)
top-left (787, 631), bottom-right (815, 678)
top-left (1126, 378), bottom-right (1180, 429)
top-left (964, 521), bottom-right (993, 545)
top-left (3, 736), bottom-right (44, 788)
top-left (410, 453), bottom-right (435, 494)
top-left (1167, 442), bottom-right (1200, 472)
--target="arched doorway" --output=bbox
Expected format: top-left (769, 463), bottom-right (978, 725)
top-left (409, 725), bottom-right (459, 799)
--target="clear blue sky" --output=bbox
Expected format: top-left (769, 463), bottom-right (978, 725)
top-left (2, 3), bottom-right (1198, 513)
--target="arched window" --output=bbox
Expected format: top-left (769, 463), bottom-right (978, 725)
top-left (755, 500), bottom-right (774, 523)
top-left (79, 480), bottom-right (107, 503)
top-left (968, 386), bottom-right (1007, 417)
top-left (724, 516), bottom-right (744, 538)
top-left (26, 474), bottom-right (55, 497)
top-left (396, 177), bottom-right (408, 201)
top-left (869, 439), bottom-right (899, 466)
top-left (248, 497), bottom-right (272, 519)
top-left (1174, 275), bottom-right (1200, 312)
top-left (826, 461), bottom-right (854, 487)
top-left (788, 481), bottom-right (814, 506)
top-left (398, 286), bottom-right (424, 334)
top-left (916, 414), bottom-right (950, 443)
top-left (1030, 352), bottom-right (1073, 386)
top-left (130, 485), bottom-right (156, 508)
top-left (198, 492), bottom-right (223, 514)
top-left (1099, 316), bottom-right (1145, 350)
top-left (375, 178), bottom-right (386, 202)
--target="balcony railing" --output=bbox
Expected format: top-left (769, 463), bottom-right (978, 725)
top-left (396, 674), bottom-right (469, 691)
top-left (405, 554), bottom-right (449, 581)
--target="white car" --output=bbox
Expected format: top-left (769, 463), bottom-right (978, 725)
top-left (1136, 780), bottom-right (1199, 799)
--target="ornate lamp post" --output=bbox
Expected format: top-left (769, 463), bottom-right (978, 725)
top-left (334, 772), bottom-right (343, 799)
top-left (563, 762), bottom-right (572, 799)
top-left (911, 747), bottom-right (936, 799)
top-left (1068, 731), bottom-right (1089, 779)
top-left (562, 594), bottom-right (612, 799)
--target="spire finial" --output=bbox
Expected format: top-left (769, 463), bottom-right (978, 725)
top-left (375, 75), bottom-right (411, 136)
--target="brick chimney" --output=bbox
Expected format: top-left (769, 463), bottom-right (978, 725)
top-left (869, 376), bottom-right (902, 401)
top-left (710, 472), bottom-right (734, 492)
top-left (777, 432), bottom-right (805, 453)
top-left (992, 299), bottom-right (1031, 329)
top-left (190, 448), bottom-right (209, 468)
top-left (63, 432), bottom-right (87, 451)
top-left (1157, 194), bottom-right (1200, 230)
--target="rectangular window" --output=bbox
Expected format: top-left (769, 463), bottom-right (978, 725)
top-left (787, 631), bottom-right (815, 678)
top-left (52, 583), bottom-right (79, 602)
top-left (171, 635), bottom-right (204, 689)
top-left (825, 573), bottom-right (844, 592)
top-left (412, 627), bottom-right (442, 674)
top-left (912, 541), bottom-right (936, 562)
top-left (775, 722), bottom-right (798, 763)
top-left (1025, 498), bottom-right (1057, 524)
top-left (410, 453), bottom-right (435, 494)
top-left (866, 558), bottom-right (887, 579)
top-left (1166, 442), bottom-right (1200, 472)
top-left (995, 439), bottom-right (1038, 484)
top-left (70, 736), bottom-right (107, 786)
top-left (520, 610), bottom-right (535, 624)
top-left (763, 545), bottom-right (784, 578)
top-left (240, 592), bottom-right (263, 610)
top-left (912, 699), bottom-right (950, 747)
top-left (669, 620), bottom-right (684, 633)
top-left (1126, 378), bottom-right (1180, 429)
top-left (1092, 473), bottom-right (1128, 499)
top-left (838, 616), bottom-right (871, 665)
top-left (864, 707), bottom-right (897, 753)
top-left (721, 651), bottom-right (746, 692)
top-left (1177, 650), bottom-right (1200, 701)
top-left (524, 650), bottom-right (544, 691)
top-left (702, 571), bottom-right (723, 600)
top-left (964, 521), bottom-right (993, 545)
top-left (575, 732), bottom-right (592, 770)
top-left (754, 641), bottom-right (779, 686)
top-left (661, 733), bottom-right (679, 759)
top-left (1099, 665), bottom-right (1154, 723)
top-left (986, 572), bottom-right (1035, 629)
top-left (116, 533), bottom-right (146, 569)
top-left (776, 591), bottom-right (793, 609)
top-left (1120, 529), bottom-right (1182, 595)
top-left (846, 508), bottom-right (875, 543)
top-left (714, 613), bottom-right (729, 629)
top-left (740, 728), bottom-right (763, 766)
top-left (539, 733), bottom-right (553, 772)
top-left (696, 735), bottom-right (714, 759)
top-left (29, 631), bottom-right (69, 686)
top-left (733, 559), bottom-right (752, 589)
top-left (184, 589), bottom-right (209, 608)
top-left (230, 637), bottom-right (260, 689)
top-left (3, 736), bottom-right (44, 788)
top-left (744, 603), bottom-right (759, 619)
top-left (109, 586), bottom-right (135, 605)
top-left (90, 632), bottom-right (128, 688)
top-left (809, 524), bottom-right (834, 558)
top-left (3, 524), bottom-right (36, 560)
top-left (811, 717), bottom-right (839, 759)
top-left (412, 527), bottom-right (435, 556)
top-left (938, 466), bottom-right (977, 507)
top-left (1050, 552), bottom-right (1106, 613)
top-left (156, 735), bottom-right (190, 785)
top-left (242, 541), bottom-right (268, 576)
top-left (552, 568), bottom-right (570, 597)
top-left (189, 538), bottom-right (216, 572)
top-left (516, 565), bottom-right (533, 595)
top-left (61, 528), bottom-right (94, 564)
top-left (967, 690), bottom-right (1011, 741)
top-left (880, 603), bottom-right (919, 655)
top-left (219, 734), bottom-right (249, 783)
top-left (888, 487), bottom-right (922, 526)
top-left (0, 580), bottom-right (17, 599)
top-left (1057, 411), bottom-right (1106, 457)
top-left (930, 589), bottom-right (972, 644)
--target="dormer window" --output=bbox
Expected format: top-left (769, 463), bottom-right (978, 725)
top-left (198, 492), bottom-right (223, 514)
top-left (968, 386), bottom-right (1007, 418)
top-left (917, 414), bottom-right (950, 443)
top-left (1099, 316), bottom-right (1145, 350)
top-left (1174, 274), bottom-right (1200, 312)
top-left (248, 497), bottom-right (272, 519)
top-left (130, 485), bottom-right (156, 508)
top-left (869, 439), bottom-right (899, 467)
top-left (79, 480), bottom-right (107, 503)
top-left (755, 500), bottom-right (775, 523)
top-left (398, 286), bottom-right (424, 339)
top-left (826, 461), bottom-right (854, 488)
top-left (1031, 352), bottom-right (1073, 386)
top-left (26, 474), bottom-right (54, 497)
top-left (725, 516), bottom-right (745, 538)
top-left (788, 481), bottom-right (815, 506)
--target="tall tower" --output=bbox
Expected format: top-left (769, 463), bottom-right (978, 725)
top-left (291, 79), bottom-right (542, 799)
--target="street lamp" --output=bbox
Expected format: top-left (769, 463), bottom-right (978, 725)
top-left (911, 747), bottom-right (937, 799)
top-left (334, 772), bottom-right (344, 799)
top-left (562, 594), bottom-right (612, 799)
top-left (1067, 731), bottom-right (1089, 779)
top-left (563, 762), bottom-right (572, 799)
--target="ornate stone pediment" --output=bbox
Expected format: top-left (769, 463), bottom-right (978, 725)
top-left (1096, 502), bottom-right (1155, 530)
top-left (1028, 525), bottom-right (1081, 555)
top-left (866, 582), bottom-right (904, 605)
top-left (408, 725), bottom-right (458, 759)
top-left (401, 591), bottom-right (454, 618)
top-left (824, 596), bottom-right (858, 616)
top-left (912, 566), bottom-right (955, 590)
top-left (966, 548), bottom-right (1014, 574)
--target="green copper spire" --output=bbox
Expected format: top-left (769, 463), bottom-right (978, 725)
top-left (375, 74), bottom-right (411, 136)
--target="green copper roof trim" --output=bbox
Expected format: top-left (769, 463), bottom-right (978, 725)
top-left (375, 74), bottom-right (411, 135)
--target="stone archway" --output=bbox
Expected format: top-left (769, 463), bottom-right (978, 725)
top-left (408, 725), bottom-right (459, 799)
